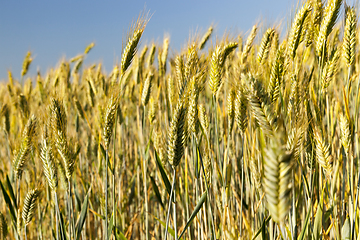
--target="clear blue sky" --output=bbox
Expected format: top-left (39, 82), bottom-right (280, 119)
top-left (0, 0), bottom-right (302, 81)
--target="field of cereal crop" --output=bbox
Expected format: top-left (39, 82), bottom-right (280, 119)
top-left (0, 0), bottom-right (360, 239)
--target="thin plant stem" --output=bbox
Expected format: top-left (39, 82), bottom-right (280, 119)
top-left (113, 112), bottom-right (118, 235)
top-left (105, 149), bottom-right (109, 240)
top-left (351, 168), bottom-right (360, 240)
top-left (173, 168), bottom-right (177, 239)
top-left (165, 168), bottom-right (176, 240)
top-left (239, 134), bottom-right (244, 237)
top-left (54, 192), bottom-right (59, 240)
top-left (143, 150), bottom-right (149, 240)
top-left (67, 183), bottom-right (71, 240)
top-left (198, 143), bottom-right (216, 239)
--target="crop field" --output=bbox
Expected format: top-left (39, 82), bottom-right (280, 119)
top-left (1, 0), bottom-right (360, 239)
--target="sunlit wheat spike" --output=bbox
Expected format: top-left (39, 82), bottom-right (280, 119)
top-left (121, 13), bottom-right (149, 75)
top-left (198, 104), bottom-right (209, 136)
top-left (40, 128), bottom-right (58, 192)
top-left (316, 0), bottom-right (342, 57)
top-left (84, 42), bottom-right (95, 54)
top-left (203, 148), bottom-right (212, 183)
top-left (209, 42), bottom-right (237, 97)
top-left (153, 126), bottom-right (167, 165)
top-left (321, 49), bottom-right (339, 89)
top-left (21, 51), bottom-right (33, 78)
top-left (70, 54), bottom-right (83, 63)
top-left (328, 27), bottom-right (340, 53)
top-left (222, 42), bottom-right (238, 61)
top-left (167, 75), bottom-right (176, 113)
top-left (103, 95), bottom-right (119, 150)
top-left (160, 37), bottom-right (169, 73)
top-left (86, 79), bottom-right (95, 107)
top-left (287, 3), bottom-right (312, 59)
top-left (72, 58), bottom-right (83, 75)
top-left (13, 114), bottom-right (37, 180)
top-left (343, 6), bottom-right (356, 66)
top-left (141, 71), bottom-right (154, 106)
top-left (312, 0), bottom-right (323, 26)
top-left (287, 74), bottom-right (299, 118)
top-left (269, 30), bottom-right (279, 60)
top-left (199, 26), bottom-right (213, 50)
top-left (242, 25), bottom-right (258, 62)
top-left (257, 28), bottom-right (274, 64)
top-left (148, 96), bottom-right (157, 124)
top-left (209, 46), bottom-right (223, 96)
top-left (147, 43), bottom-right (156, 66)
top-left (50, 98), bottom-right (67, 138)
top-left (17, 208), bottom-right (22, 234)
top-left (286, 127), bottom-right (305, 162)
top-left (74, 98), bottom-right (85, 120)
top-left (227, 88), bottom-right (235, 131)
top-left (140, 45), bottom-right (148, 64)
top-left (8, 70), bottom-right (14, 86)
top-left (175, 55), bottom-right (185, 95)
top-left (268, 46), bottom-right (284, 102)
top-left (249, 139), bottom-right (262, 192)
top-left (0, 103), bottom-right (10, 133)
top-left (235, 86), bottom-right (248, 133)
top-left (185, 44), bottom-right (198, 80)
top-left (56, 159), bottom-right (69, 191)
top-left (167, 101), bottom-right (187, 168)
top-left (19, 94), bottom-right (30, 120)
top-left (50, 99), bottom-right (75, 180)
top-left (305, 21), bottom-right (315, 47)
top-left (248, 91), bottom-right (275, 136)
top-left (187, 76), bottom-right (199, 134)
top-left (22, 189), bottom-right (41, 226)
top-left (0, 212), bottom-right (8, 239)
top-left (264, 146), bottom-right (293, 223)
top-left (339, 113), bottom-right (351, 153)
top-left (314, 127), bottom-right (332, 179)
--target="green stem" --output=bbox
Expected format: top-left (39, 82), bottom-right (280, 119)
top-left (352, 169), bottom-right (360, 240)
top-left (67, 182), bottom-right (72, 240)
top-left (54, 192), bottom-right (59, 240)
top-left (173, 168), bottom-right (177, 239)
top-left (24, 224), bottom-right (27, 240)
top-left (164, 168), bottom-right (176, 240)
top-left (105, 149), bottom-right (108, 240)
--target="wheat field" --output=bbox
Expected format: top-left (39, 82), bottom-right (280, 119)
top-left (1, 0), bottom-right (360, 239)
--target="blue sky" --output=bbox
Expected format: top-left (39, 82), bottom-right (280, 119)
top-left (0, 0), bottom-right (301, 81)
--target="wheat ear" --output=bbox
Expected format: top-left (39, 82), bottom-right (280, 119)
top-left (40, 127), bottom-right (58, 192)
top-left (264, 146), bottom-right (293, 223)
top-left (167, 101), bottom-right (187, 168)
top-left (13, 114), bottom-right (37, 180)
top-left (343, 6), bottom-right (356, 67)
top-left (22, 189), bottom-right (41, 226)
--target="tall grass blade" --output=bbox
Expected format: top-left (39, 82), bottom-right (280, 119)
top-left (177, 191), bottom-right (207, 240)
